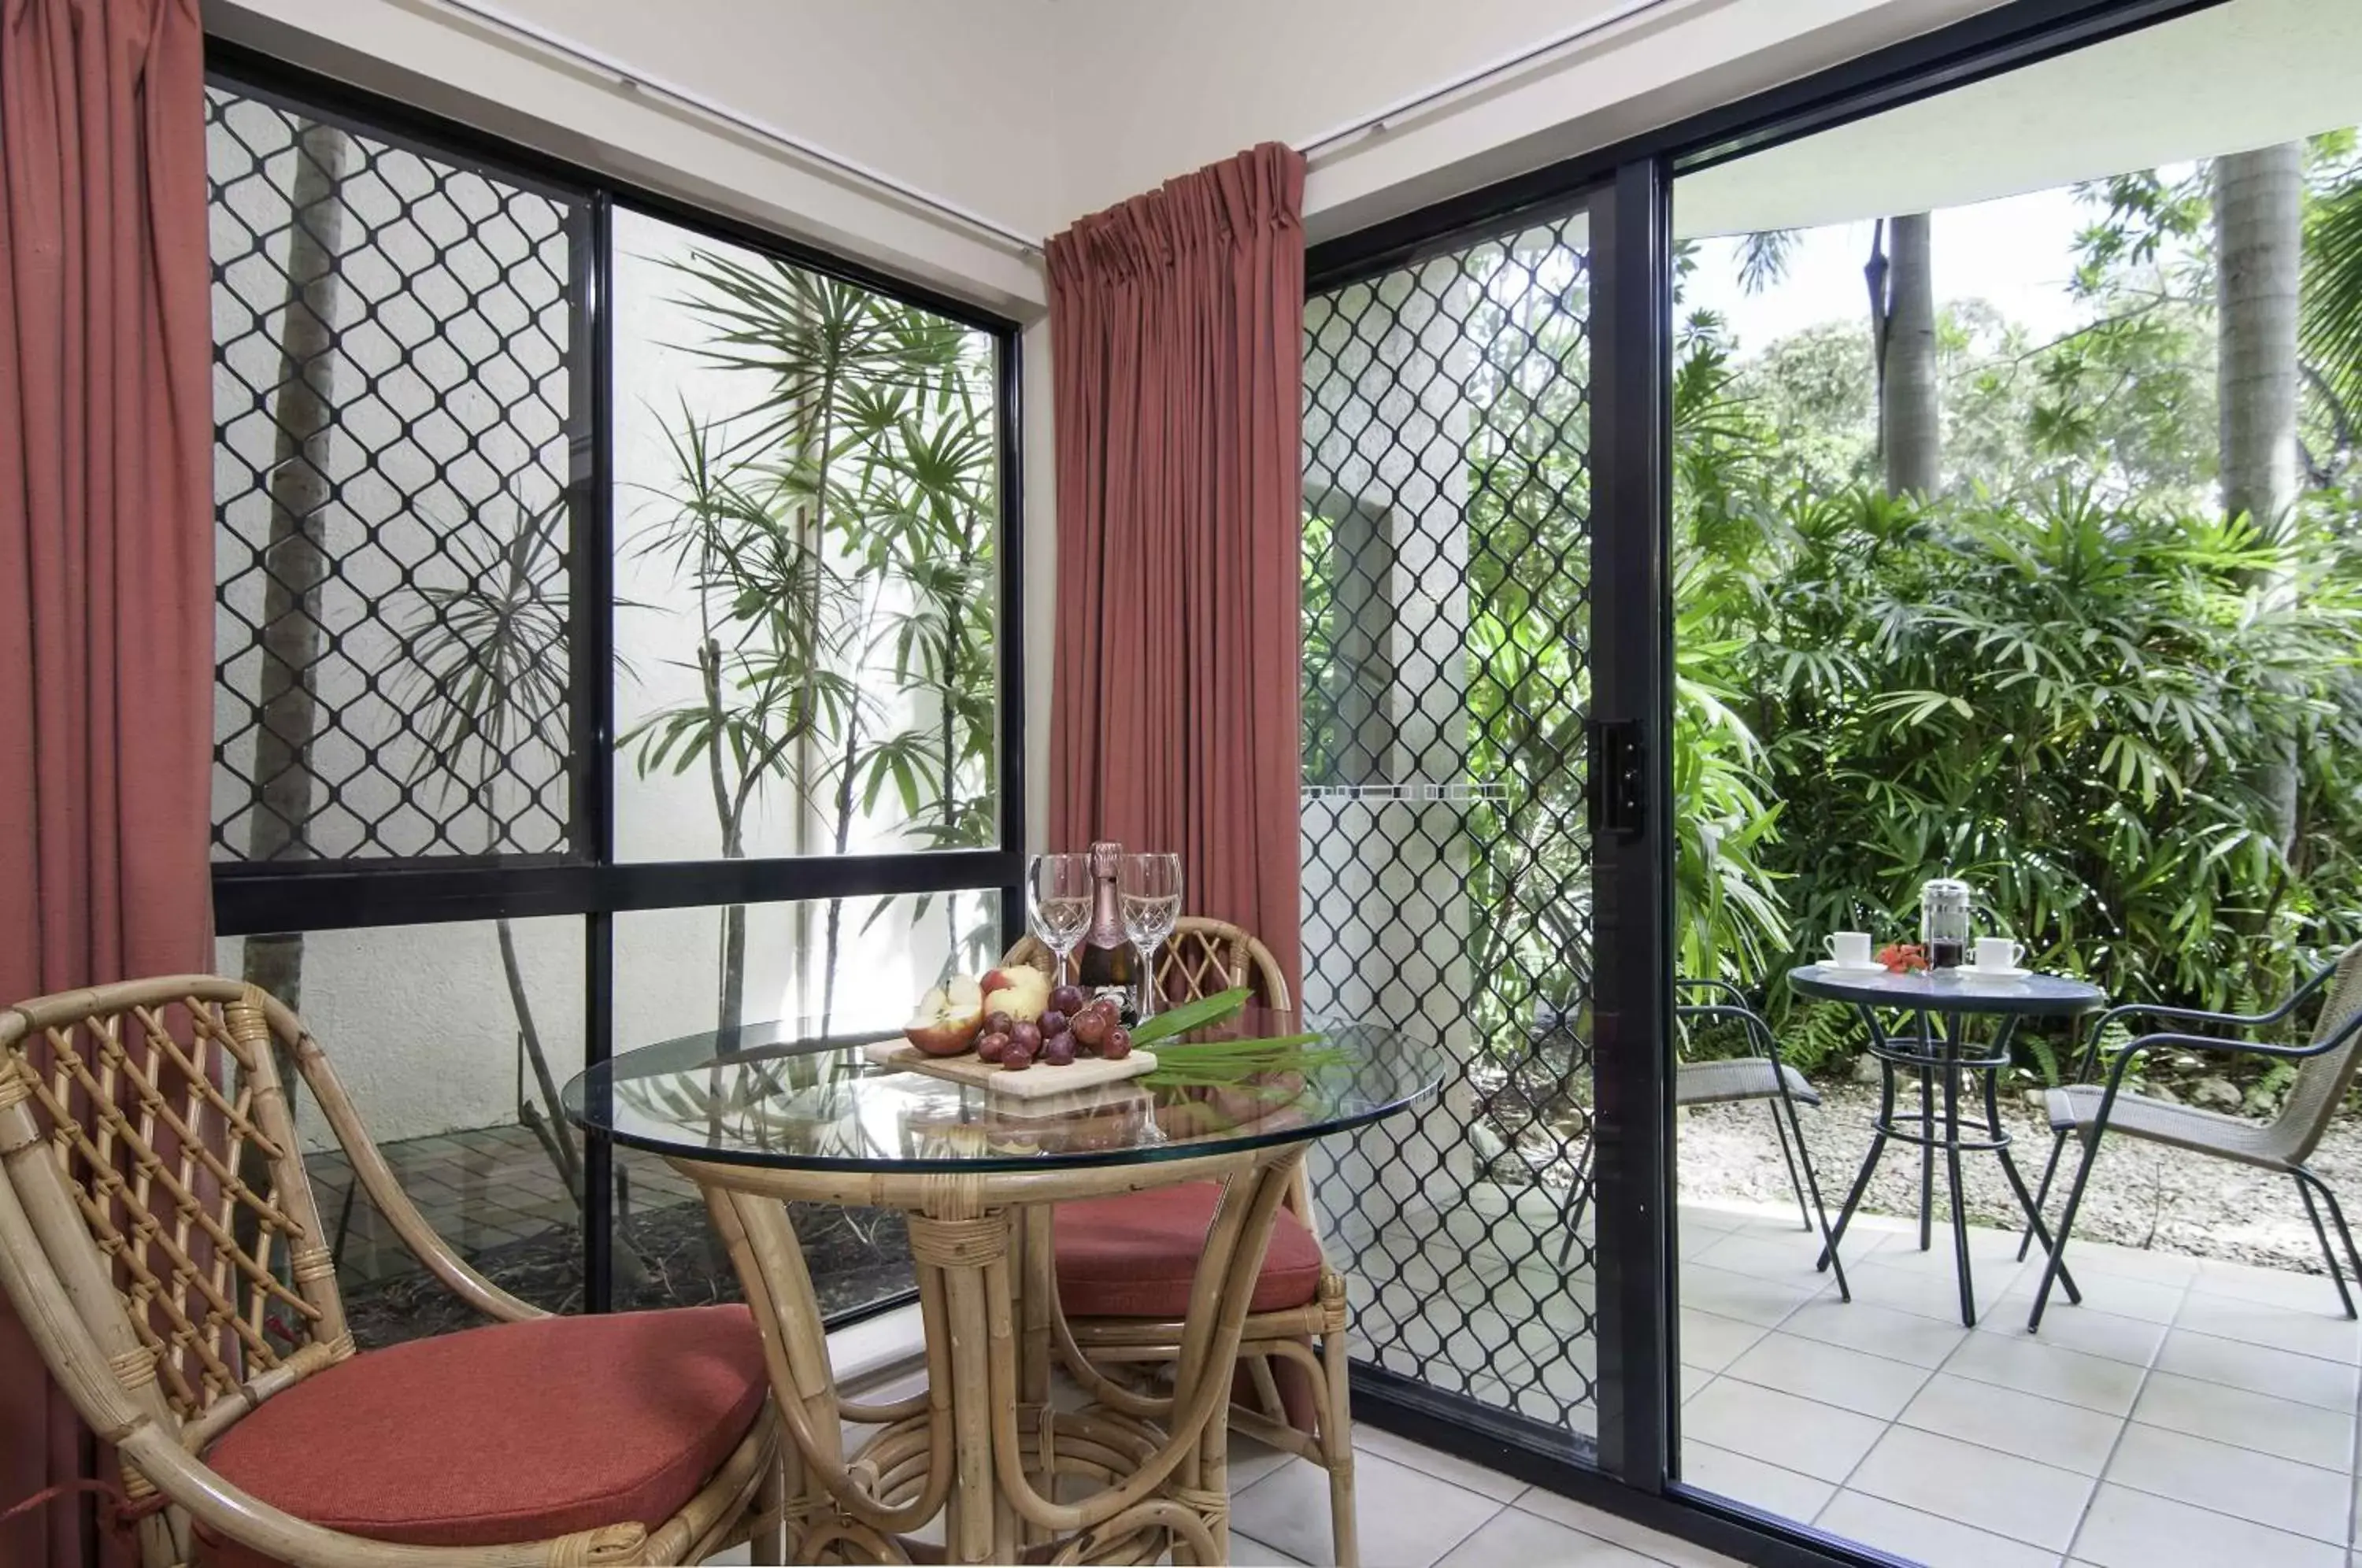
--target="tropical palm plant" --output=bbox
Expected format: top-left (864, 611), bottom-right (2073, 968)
top-left (622, 246), bottom-right (1002, 1035)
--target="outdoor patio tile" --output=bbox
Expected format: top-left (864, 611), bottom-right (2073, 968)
top-left (1863, 1222), bottom-right (2038, 1270)
top-left (1680, 1364), bottom-right (1713, 1403)
top-left (1942, 1326), bottom-right (2146, 1415)
top-left (1355, 1423), bottom-right (1527, 1501)
top-left (1435, 1503), bottom-right (1666, 1567)
top-left (1993, 1300), bottom-right (2170, 1366)
top-left (2196, 1255), bottom-right (2356, 1311)
top-left (1897, 1370), bottom-right (2124, 1474)
top-left (2004, 1268), bottom-right (2187, 1326)
top-left (1677, 1307), bottom-right (1771, 1372)
top-left (1815, 1488), bottom-right (2064, 1568)
top-left (1843, 1256), bottom-right (2020, 1324)
top-left (2104, 1423), bottom-right (2351, 1544)
top-left (1512, 1492), bottom-right (1746, 1568)
top-left (2153, 1326), bottom-right (2360, 1411)
top-left (1676, 1201), bottom-right (1758, 1234)
top-left (1694, 1227), bottom-right (1837, 1286)
top-left (1681, 1377), bottom-right (1887, 1481)
top-left (1779, 1296), bottom-right (1971, 1369)
top-left (1677, 1440), bottom-right (1837, 1522)
top-left (1232, 1448), bottom-right (1501, 1568)
top-left (2130, 1368), bottom-right (2355, 1471)
top-left (2174, 1288), bottom-right (2362, 1365)
top-left (1676, 1261), bottom-right (1820, 1327)
top-left (2064, 1237), bottom-right (2203, 1287)
top-left (1846, 1424), bottom-right (2096, 1551)
top-left (2069, 1482), bottom-right (2346, 1568)
top-left (1722, 1330), bottom-right (1933, 1419)
top-left (1228, 1533), bottom-right (1309, 1566)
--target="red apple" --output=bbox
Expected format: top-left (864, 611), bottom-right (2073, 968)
top-left (902, 976), bottom-right (986, 1057)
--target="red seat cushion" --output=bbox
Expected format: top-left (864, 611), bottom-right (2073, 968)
top-left (201, 1305), bottom-right (767, 1566)
top-left (1056, 1182), bottom-right (1324, 1318)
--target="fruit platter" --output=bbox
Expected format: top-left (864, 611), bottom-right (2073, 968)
top-left (867, 967), bottom-right (1155, 1100)
top-left (869, 974), bottom-right (1344, 1106)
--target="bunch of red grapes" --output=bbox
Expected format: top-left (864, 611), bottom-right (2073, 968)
top-left (976, 984), bottom-right (1132, 1072)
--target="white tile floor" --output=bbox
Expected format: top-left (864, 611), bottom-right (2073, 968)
top-left (710, 1197), bottom-right (2362, 1565)
top-left (705, 1423), bottom-right (1734, 1567)
top-left (1671, 1199), bottom-right (2362, 1567)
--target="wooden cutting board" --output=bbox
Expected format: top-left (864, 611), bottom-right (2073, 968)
top-left (861, 1039), bottom-right (1157, 1099)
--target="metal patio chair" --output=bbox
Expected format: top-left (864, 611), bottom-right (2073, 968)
top-left (1557, 979), bottom-right (1850, 1300)
top-left (2025, 944), bottom-right (2362, 1329)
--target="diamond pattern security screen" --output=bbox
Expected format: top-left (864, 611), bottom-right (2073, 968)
top-left (1301, 213), bottom-right (1601, 1440)
top-left (209, 86), bottom-right (583, 864)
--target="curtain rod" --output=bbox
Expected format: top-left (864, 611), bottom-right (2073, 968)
top-left (1296, 0), bottom-right (1694, 164)
top-left (415, 0), bottom-right (1043, 255)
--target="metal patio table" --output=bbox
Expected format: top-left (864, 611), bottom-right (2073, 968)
top-left (1790, 963), bottom-right (2105, 1326)
top-left (565, 1008), bottom-right (1439, 1566)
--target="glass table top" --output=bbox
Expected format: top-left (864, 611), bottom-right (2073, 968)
top-left (562, 1007), bottom-right (1444, 1173)
top-left (1790, 962), bottom-right (2108, 1015)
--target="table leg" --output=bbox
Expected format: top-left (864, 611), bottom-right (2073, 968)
top-left (1917, 1011), bottom-right (1935, 1253)
top-left (1820, 1016), bottom-right (1894, 1272)
top-left (1980, 1044), bottom-right (2081, 1307)
top-left (1939, 1015), bottom-right (1976, 1326)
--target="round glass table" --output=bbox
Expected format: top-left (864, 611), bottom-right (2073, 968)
top-left (565, 1008), bottom-right (1440, 1566)
top-left (1789, 963), bottom-right (2106, 1326)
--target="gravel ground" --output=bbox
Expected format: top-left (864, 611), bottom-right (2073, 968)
top-left (1675, 1078), bottom-right (2362, 1276)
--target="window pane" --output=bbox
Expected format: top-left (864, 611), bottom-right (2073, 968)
top-left (208, 86), bottom-right (583, 864)
top-left (609, 890), bottom-right (1005, 1320)
top-left (221, 918), bottom-right (585, 1344)
top-left (610, 207), bottom-right (1001, 862)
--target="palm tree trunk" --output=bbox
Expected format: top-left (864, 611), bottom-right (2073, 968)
top-left (2216, 144), bottom-right (2305, 849)
top-left (1875, 213), bottom-right (1941, 498)
top-left (241, 120), bottom-right (352, 1026)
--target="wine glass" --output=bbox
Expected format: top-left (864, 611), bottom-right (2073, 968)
top-left (1027, 852), bottom-right (1093, 983)
top-left (1119, 852), bottom-right (1183, 1022)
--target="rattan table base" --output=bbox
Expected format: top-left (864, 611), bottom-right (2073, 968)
top-left (677, 1142), bottom-right (1308, 1566)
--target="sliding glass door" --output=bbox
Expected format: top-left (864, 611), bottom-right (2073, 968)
top-left (1298, 170), bottom-right (1675, 1470)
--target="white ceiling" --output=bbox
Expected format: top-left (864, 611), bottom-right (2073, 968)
top-left (1675, 0), bottom-right (2362, 240)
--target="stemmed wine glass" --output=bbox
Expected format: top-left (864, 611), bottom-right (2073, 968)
top-left (1027, 852), bottom-right (1093, 983)
top-left (1119, 852), bottom-right (1183, 1022)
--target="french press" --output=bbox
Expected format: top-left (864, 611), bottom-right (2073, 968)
top-left (1920, 878), bottom-right (1972, 970)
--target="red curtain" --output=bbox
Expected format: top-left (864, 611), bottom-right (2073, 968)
top-left (1, 1), bottom-right (216, 1562)
top-left (1046, 143), bottom-right (1308, 998)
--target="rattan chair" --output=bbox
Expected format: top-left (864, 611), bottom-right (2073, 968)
top-left (1001, 919), bottom-right (1365, 1564)
top-left (2024, 945), bottom-right (2362, 1330)
top-left (0, 976), bottom-right (781, 1568)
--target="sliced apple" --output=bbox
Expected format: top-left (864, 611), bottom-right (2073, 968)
top-left (904, 975), bottom-right (986, 1057)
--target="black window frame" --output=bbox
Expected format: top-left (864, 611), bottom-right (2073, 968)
top-left (204, 37), bottom-right (1027, 1322)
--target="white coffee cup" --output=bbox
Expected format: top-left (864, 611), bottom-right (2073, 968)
top-left (1972, 937), bottom-right (2024, 972)
top-left (1824, 931), bottom-right (1873, 967)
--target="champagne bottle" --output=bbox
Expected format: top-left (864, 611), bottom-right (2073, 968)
top-left (1075, 839), bottom-right (1138, 1020)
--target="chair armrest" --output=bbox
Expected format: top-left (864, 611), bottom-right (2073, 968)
top-left (283, 1024), bottom-right (550, 1326)
top-left (1675, 977), bottom-right (1754, 1010)
top-left (2073, 958), bottom-right (2343, 1081)
top-left (2097, 1004), bottom-right (2362, 1090)
top-left (1675, 1000), bottom-right (1783, 1062)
